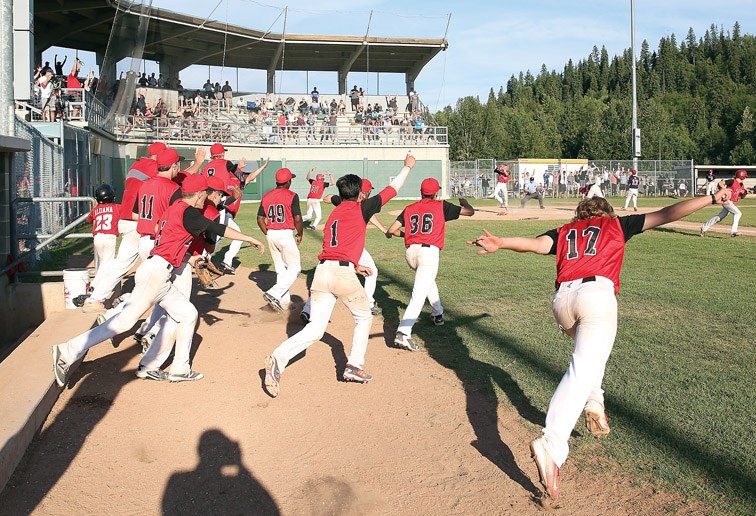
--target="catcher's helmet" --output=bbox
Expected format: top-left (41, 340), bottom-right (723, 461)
top-left (95, 183), bottom-right (116, 204)
top-left (735, 169), bottom-right (748, 180)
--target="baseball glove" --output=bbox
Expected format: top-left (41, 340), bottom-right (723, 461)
top-left (194, 257), bottom-right (224, 288)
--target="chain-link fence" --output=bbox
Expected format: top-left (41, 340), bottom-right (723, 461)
top-left (11, 118), bottom-right (92, 257)
top-left (450, 159), bottom-right (694, 199)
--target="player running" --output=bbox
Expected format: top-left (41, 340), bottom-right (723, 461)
top-left (53, 173), bottom-right (265, 386)
top-left (262, 153), bottom-right (417, 398)
top-left (386, 179), bottom-right (474, 350)
top-left (700, 169), bottom-right (748, 237)
top-left (468, 187), bottom-right (731, 501)
top-left (302, 168), bottom-right (334, 230)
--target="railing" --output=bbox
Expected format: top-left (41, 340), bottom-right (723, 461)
top-left (17, 88), bottom-right (113, 133)
top-left (113, 114), bottom-right (448, 146)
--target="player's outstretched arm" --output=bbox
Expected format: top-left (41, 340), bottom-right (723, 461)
top-left (223, 226), bottom-right (265, 255)
top-left (468, 229), bottom-right (552, 255)
top-left (244, 158), bottom-right (269, 186)
top-left (386, 220), bottom-right (404, 238)
top-left (642, 188), bottom-right (731, 231)
top-left (183, 147), bottom-right (207, 175)
top-left (459, 197), bottom-right (475, 217)
top-left (369, 215), bottom-right (388, 233)
top-left (388, 152), bottom-right (416, 193)
top-left (306, 167), bottom-right (314, 181)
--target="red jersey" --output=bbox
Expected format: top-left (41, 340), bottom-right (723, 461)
top-left (202, 158), bottom-right (243, 216)
top-left (120, 158), bottom-right (157, 220)
top-left (319, 187), bottom-right (396, 265)
top-left (187, 201), bottom-right (221, 256)
top-left (136, 176), bottom-right (180, 237)
top-left (88, 203), bottom-right (120, 236)
top-left (496, 167), bottom-right (509, 183)
top-left (548, 215), bottom-right (645, 294)
top-left (398, 199), bottom-right (462, 250)
top-left (726, 179), bottom-right (747, 203)
top-left (152, 202), bottom-right (194, 267)
top-left (307, 179), bottom-right (329, 200)
top-left (259, 188), bottom-right (300, 230)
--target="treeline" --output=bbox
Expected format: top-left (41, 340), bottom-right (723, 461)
top-left (435, 22), bottom-right (756, 164)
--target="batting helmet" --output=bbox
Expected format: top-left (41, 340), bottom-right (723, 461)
top-left (631, 169), bottom-right (637, 175)
top-left (95, 183), bottom-right (116, 204)
top-left (735, 169), bottom-right (748, 180)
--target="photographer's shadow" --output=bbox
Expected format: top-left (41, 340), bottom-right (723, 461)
top-left (162, 429), bottom-right (279, 515)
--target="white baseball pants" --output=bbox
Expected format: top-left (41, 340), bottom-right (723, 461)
top-left (541, 276), bottom-right (617, 467)
top-left (138, 235), bottom-right (155, 261)
top-left (58, 256), bottom-right (198, 375)
top-left (89, 220), bottom-right (140, 302)
top-left (301, 247), bottom-right (377, 314)
top-left (266, 229), bottom-right (301, 306)
top-left (136, 255), bottom-right (193, 339)
top-left (701, 201), bottom-right (741, 235)
top-left (91, 234), bottom-right (117, 292)
top-left (220, 212), bottom-right (242, 267)
top-left (397, 244), bottom-right (442, 338)
top-left (303, 199), bottom-right (323, 227)
top-left (494, 182), bottom-right (508, 206)
top-left (705, 181), bottom-right (718, 195)
top-left (623, 188), bottom-right (638, 210)
top-left (272, 260), bottom-right (373, 373)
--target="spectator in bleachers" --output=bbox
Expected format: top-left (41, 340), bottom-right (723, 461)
top-left (54, 54), bottom-right (67, 76)
top-left (338, 99), bottom-right (346, 115)
top-left (138, 73), bottom-right (148, 87)
top-left (147, 73), bottom-right (158, 87)
top-left (36, 68), bottom-right (55, 121)
top-left (298, 98), bottom-right (308, 113)
top-left (157, 73), bottom-right (166, 88)
top-left (311, 87), bottom-right (319, 104)
top-left (350, 85), bottom-right (360, 111)
top-left (329, 98), bottom-right (338, 114)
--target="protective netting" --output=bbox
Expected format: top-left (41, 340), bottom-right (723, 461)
top-left (95, 0), bottom-right (154, 126)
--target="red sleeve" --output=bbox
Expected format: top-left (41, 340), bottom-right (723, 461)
top-left (87, 209), bottom-right (95, 223)
top-left (378, 186), bottom-right (397, 206)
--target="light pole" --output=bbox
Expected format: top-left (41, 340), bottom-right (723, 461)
top-left (631, 0), bottom-right (640, 171)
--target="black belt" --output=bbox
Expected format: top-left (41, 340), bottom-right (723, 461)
top-left (555, 276), bottom-right (595, 290)
top-left (148, 255), bottom-right (174, 271)
top-left (319, 259), bottom-right (350, 266)
top-left (421, 244), bottom-right (431, 248)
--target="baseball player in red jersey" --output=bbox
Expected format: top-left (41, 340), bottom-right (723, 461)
top-left (493, 164), bottom-right (510, 208)
top-left (135, 148), bottom-right (183, 260)
top-left (257, 167), bottom-right (304, 311)
top-left (300, 178), bottom-right (388, 321)
top-left (262, 153), bottom-right (417, 398)
top-left (87, 184), bottom-right (120, 278)
top-left (82, 141), bottom-right (165, 313)
top-left (700, 169), bottom-right (748, 237)
top-left (302, 168), bottom-right (334, 230)
top-left (468, 187), bottom-right (732, 501)
top-left (52, 173), bottom-right (265, 386)
top-left (386, 178), bottom-right (475, 350)
top-left (201, 143), bottom-right (269, 273)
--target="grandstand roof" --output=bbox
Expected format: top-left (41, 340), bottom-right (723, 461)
top-left (34, 1), bottom-right (448, 76)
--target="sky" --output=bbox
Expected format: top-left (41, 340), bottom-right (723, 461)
top-left (43, 0), bottom-right (756, 111)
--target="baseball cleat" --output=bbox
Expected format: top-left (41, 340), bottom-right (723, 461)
top-left (264, 355), bottom-right (281, 398)
top-left (633, 207), bottom-right (638, 212)
top-left (219, 262), bottom-right (236, 274)
top-left (263, 292), bottom-right (284, 312)
top-left (136, 366), bottom-right (169, 381)
top-left (431, 314), bottom-right (444, 326)
top-left (52, 345), bottom-right (71, 387)
top-left (584, 407), bottom-right (611, 436)
top-left (731, 233), bottom-right (739, 237)
top-left (72, 294), bottom-right (88, 308)
top-left (300, 311), bottom-right (310, 323)
top-left (699, 228), bottom-right (705, 237)
top-left (306, 225), bottom-right (317, 231)
top-left (134, 333), bottom-right (145, 349)
top-left (394, 333), bottom-right (420, 352)
top-left (82, 298), bottom-right (106, 314)
top-left (343, 364), bottom-right (373, 383)
top-left (370, 305), bottom-right (383, 316)
top-left (530, 438), bottom-right (561, 501)
top-left (168, 370), bottom-right (204, 382)
top-left (141, 334), bottom-right (155, 354)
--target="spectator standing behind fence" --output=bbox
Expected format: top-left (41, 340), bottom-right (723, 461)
top-left (480, 174), bottom-right (490, 198)
top-left (36, 69), bottom-right (55, 121)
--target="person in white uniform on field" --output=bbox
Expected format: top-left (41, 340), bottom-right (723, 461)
top-left (386, 179), bottom-right (474, 350)
top-left (622, 169), bottom-right (640, 211)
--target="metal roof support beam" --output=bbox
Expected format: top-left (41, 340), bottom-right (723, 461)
top-left (267, 41), bottom-right (284, 93)
top-left (338, 44), bottom-right (365, 95)
top-left (405, 50), bottom-right (439, 95)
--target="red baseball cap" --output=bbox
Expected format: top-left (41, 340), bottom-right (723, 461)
top-left (421, 177), bottom-right (440, 195)
top-left (182, 174), bottom-right (208, 194)
top-left (316, 173), bottom-right (325, 181)
top-left (275, 167), bottom-right (295, 183)
top-left (156, 148), bottom-right (181, 168)
top-left (361, 178), bottom-right (374, 193)
top-left (206, 175), bottom-right (228, 193)
top-left (147, 141), bottom-right (166, 156)
top-left (210, 143), bottom-right (226, 155)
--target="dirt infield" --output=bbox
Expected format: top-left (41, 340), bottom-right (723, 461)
top-left (0, 269), bottom-right (709, 515)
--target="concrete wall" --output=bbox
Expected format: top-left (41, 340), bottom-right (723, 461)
top-left (0, 276), bottom-right (64, 349)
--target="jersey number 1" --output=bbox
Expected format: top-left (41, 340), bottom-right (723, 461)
top-left (565, 226), bottom-right (600, 260)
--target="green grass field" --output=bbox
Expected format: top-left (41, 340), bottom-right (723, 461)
top-left (42, 194), bottom-right (755, 513)
top-left (227, 195), bottom-right (754, 514)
